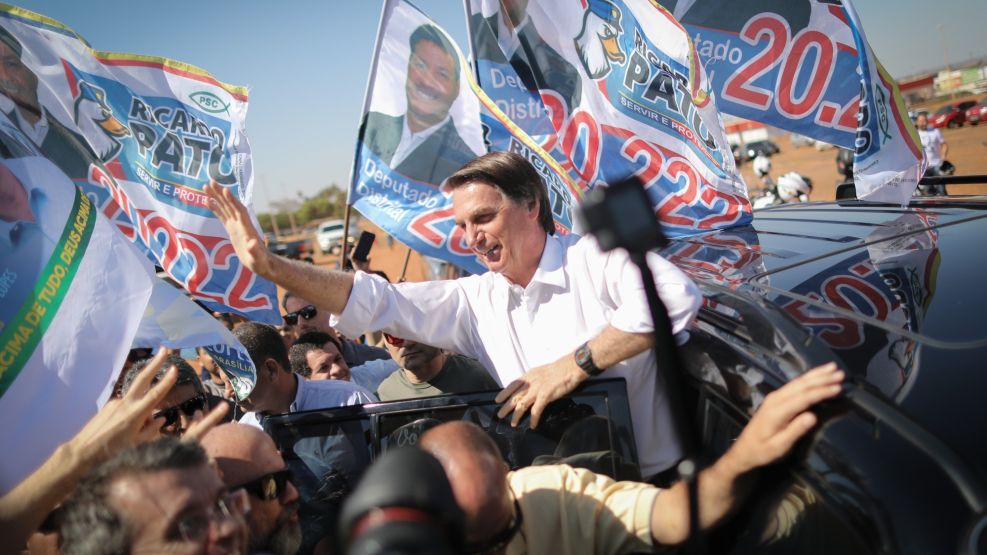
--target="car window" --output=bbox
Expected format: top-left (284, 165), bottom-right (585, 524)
top-left (935, 105), bottom-right (953, 114)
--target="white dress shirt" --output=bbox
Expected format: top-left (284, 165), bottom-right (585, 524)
top-left (334, 233), bottom-right (702, 476)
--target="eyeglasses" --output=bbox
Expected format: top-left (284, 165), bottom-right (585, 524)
top-left (284, 305), bottom-right (317, 326)
top-left (463, 497), bottom-right (522, 555)
top-left (236, 468), bottom-right (294, 501)
top-left (153, 395), bottom-right (208, 431)
top-left (176, 488), bottom-right (250, 543)
top-left (383, 333), bottom-right (405, 347)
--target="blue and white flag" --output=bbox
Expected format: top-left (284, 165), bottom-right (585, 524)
top-left (0, 6), bottom-right (280, 322)
top-left (649, 0), bottom-right (924, 202)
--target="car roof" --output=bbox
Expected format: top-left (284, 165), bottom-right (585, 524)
top-left (662, 198), bottom-right (987, 474)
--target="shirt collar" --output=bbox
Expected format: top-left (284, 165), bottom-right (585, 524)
top-left (527, 233), bottom-right (568, 289)
top-left (288, 374), bottom-right (307, 413)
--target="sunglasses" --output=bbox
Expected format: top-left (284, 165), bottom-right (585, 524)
top-left (383, 333), bottom-right (405, 347)
top-left (463, 497), bottom-right (523, 554)
top-left (284, 305), bottom-right (317, 326)
top-left (236, 468), bottom-right (294, 501)
top-left (153, 395), bottom-right (208, 431)
top-left (175, 488), bottom-right (250, 543)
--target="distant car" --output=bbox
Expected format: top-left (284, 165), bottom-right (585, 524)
top-left (931, 101), bottom-right (978, 128)
top-left (964, 100), bottom-right (987, 126)
top-left (789, 133), bottom-right (814, 148)
top-left (316, 219), bottom-right (345, 254)
top-left (745, 140), bottom-right (780, 160)
top-left (269, 236), bottom-right (314, 263)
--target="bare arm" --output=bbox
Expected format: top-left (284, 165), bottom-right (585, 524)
top-left (204, 182), bottom-right (354, 314)
top-left (0, 351), bottom-right (177, 548)
top-left (940, 137), bottom-right (948, 162)
top-left (649, 363), bottom-right (844, 545)
top-left (496, 325), bottom-right (654, 427)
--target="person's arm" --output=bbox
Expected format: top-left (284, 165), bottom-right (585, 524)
top-left (939, 133), bottom-right (949, 162)
top-left (496, 325), bottom-right (653, 427)
top-left (0, 350), bottom-right (177, 548)
top-left (649, 363), bottom-right (844, 546)
top-left (204, 181), bottom-right (355, 314)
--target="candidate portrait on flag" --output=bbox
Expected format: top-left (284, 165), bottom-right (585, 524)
top-left (359, 22), bottom-right (482, 186)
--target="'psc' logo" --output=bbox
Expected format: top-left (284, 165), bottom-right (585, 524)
top-left (189, 91), bottom-right (231, 114)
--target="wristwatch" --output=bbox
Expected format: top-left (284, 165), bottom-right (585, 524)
top-left (574, 341), bottom-right (604, 376)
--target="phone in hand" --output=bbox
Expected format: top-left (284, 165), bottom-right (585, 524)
top-left (352, 231), bottom-right (376, 263)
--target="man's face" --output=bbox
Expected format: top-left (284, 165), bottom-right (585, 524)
top-left (284, 296), bottom-right (336, 337)
top-left (383, 336), bottom-right (441, 373)
top-left (453, 181), bottom-right (542, 283)
top-left (0, 42), bottom-right (38, 112)
top-left (0, 161), bottom-right (31, 223)
top-left (230, 441), bottom-right (302, 554)
top-left (155, 383), bottom-right (206, 437)
top-left (238, 360), bottom-right (280, 414)
top-left (198, 350), bottom-right (219, 376)
top-left (405, 39), bottom-right (459, 130)
top-left (916, 114), bottom-right (928, 130)
top-left (106, 463), bottom-right (247, 555)
top-left (305, 343), bottom-right (350, 381)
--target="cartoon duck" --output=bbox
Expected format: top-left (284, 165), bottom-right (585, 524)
top-left (73, 80), bottom-right (130, 161)
top-left (574, 0), bottom-right (626, 80)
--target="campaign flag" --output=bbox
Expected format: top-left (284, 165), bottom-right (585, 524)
top-left (0, 115), bottom-right (154, 493)
top-left (649, 0), bottom-right (924, 202)
top-left (131, 278), bottom-right (256, 401)
top-left (0, 6), bottom-right (280, 323)
top-left (351, 0), bottom-right (577, 274)
top-left (467, 0), bottom-right (752, 237)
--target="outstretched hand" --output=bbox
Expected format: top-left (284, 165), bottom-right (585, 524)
top-left (725, 362), bottom-right (844, 474)
top-left (204, 181), bottom-right (271, 276)
top-left (68, 349), bottom-right (177, 464)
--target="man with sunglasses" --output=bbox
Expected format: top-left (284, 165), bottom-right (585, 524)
top-left (201, 423), bottom-right (303, 555)
top-left (60, 437), bottom-right (249, 555)
top-left (121, 354), bottom-right (211, 437)
top-left (377, 332), bottom-right (498, 401)
top-left (283, 291), bottom-right (391, 368)
top-left (418, 364), bottom-right (845, 554)
top-left (288, 330), bottom-right (397, 394)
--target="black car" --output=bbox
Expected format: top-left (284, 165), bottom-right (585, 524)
top-left (661, 197), bottom-right (987, 554)
top-left (745, 139), bottom-right (781, 160)
top-left (265, 196), bottom-right (987, 554)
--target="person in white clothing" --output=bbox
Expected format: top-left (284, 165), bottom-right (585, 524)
top-left (205, 151), bottom-right (701, 479)
top-left (916, 113), bottom-right (949, 196)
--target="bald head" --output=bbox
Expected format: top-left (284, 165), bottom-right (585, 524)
top-left (200, 423), bottom-right (284, 487)
top-left (419, 421), bottom-right (512, 543)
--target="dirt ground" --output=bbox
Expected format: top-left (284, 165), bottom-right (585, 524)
top-left (741, 119), bottom-right (987, 200)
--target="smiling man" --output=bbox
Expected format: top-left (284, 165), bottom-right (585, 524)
top-left (206, 150), bottom-right (701, 480)
top-left (359, 23), bottom-right (478, 185)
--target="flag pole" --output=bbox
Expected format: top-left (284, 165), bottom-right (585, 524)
top-left (398, 247), bottom-right (413, 283)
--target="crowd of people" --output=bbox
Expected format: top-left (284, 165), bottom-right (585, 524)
top-left (1, 152), bottom-right (846, 554)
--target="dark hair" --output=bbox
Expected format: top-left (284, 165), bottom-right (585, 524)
top-left (295, 330), bottom-right (341, 351)
top-left (281, 290), bottom-right (297, 312)
top-left (60, 438), bottom-right (209, 555)
top-left (409, 24), bottom-right (461, 82)
top-left (121, 353), bottom-right (205, 397)
top-left (445, 151), bottom-right (555, 234)
top-left (233, 321), bottom-right (291, 373)
top-left (0, 25), bottom-right (23, 58)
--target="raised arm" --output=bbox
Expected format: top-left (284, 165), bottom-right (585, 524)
top-left (649, 363), bottom-right (845, 545)
top-left (204, 181), bottom-right (354, 314)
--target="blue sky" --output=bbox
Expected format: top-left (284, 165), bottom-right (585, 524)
top-left (9, 0), bottom-right (987, 211)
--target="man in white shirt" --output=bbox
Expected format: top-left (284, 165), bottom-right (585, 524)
top-left (231, 322), bottom-right (375, 429)
top-left (916, 113), bottom-right (949, 196)
top-left (205, 151), bottom-right (701, 479)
